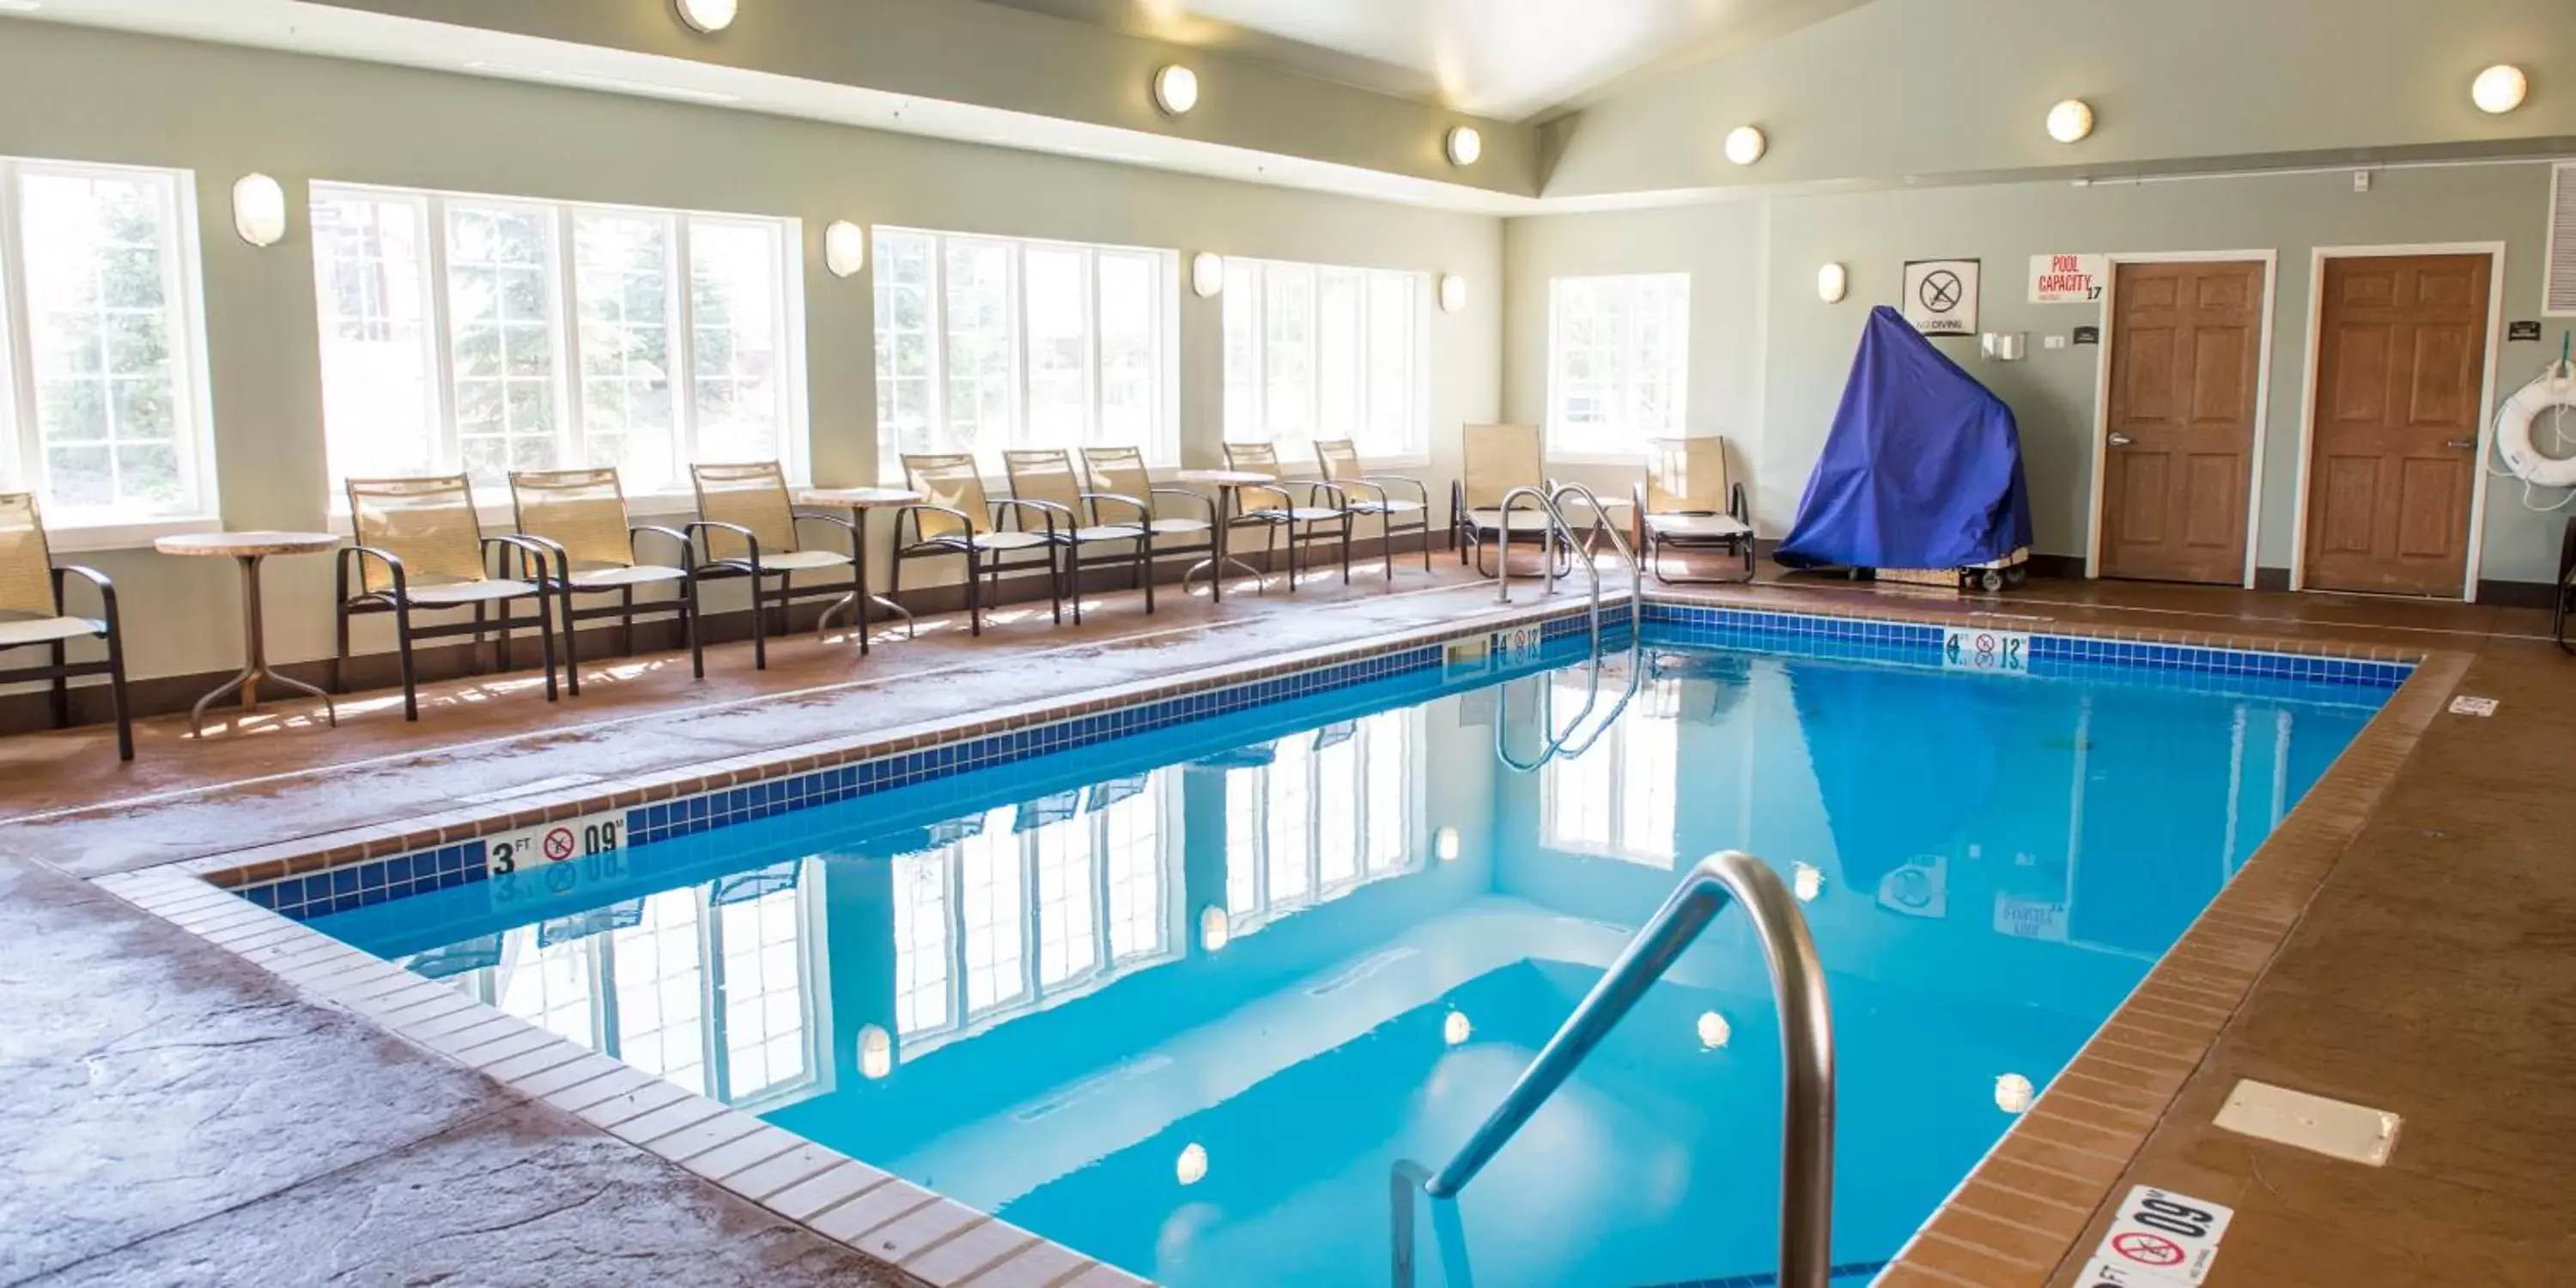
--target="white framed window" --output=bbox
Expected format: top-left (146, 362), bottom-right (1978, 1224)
top-left (438, 857), bottom-right (829, 1110)
top-left (309, 182), bottom-right (805, 503)
top-left (0, 157), bottom-right (214, 529)
top-left (872, 225), bottom-right (1177, 477)
top-left (1223, 709), bottom-right (1423, 938)
top-left (1545, 272), bottom-right (1689, 460)
top-left (1541, 675), bottom-right (1682, 866)
top-left (1222, 257), bottom-right (1427, 464)
top-left (890, 770), bottom-right (1184, 1060)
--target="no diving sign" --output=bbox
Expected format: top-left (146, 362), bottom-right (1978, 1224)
top-left (1902, 258), bottom-right (1980, 335)
top-left (2081, 1185), bottom-right (2234, 1285)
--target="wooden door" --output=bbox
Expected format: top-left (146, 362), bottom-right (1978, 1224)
top-left (2099, 261), bottom-right (2266, 583)
top-left (2301, 254), bottom-right (2490, 596)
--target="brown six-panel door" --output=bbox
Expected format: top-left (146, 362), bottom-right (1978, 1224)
top-left (2099, 260), bottom-right (2266, 583)
top-left (2302, 254), bottom-right (2490, 597)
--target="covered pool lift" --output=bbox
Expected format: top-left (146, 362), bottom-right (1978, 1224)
top-left (1777, 306), bottom-right (2035, 592)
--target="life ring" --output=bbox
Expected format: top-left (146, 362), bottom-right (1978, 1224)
top-left (2496, 366), bottom-right (2576, 489)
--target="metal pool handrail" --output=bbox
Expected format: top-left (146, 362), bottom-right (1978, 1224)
top-left (1548, 480), bottom-right (1643, 641)
top-left (1424, 850), bottom-right (1838, 1288)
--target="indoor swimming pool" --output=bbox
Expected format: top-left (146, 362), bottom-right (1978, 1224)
top-left (307, 619), bottom-right (2390, 1287)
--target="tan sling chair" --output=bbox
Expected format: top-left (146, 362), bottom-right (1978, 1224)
top-left (1221, 440), bottom-right (1352, 588)
top-left (336, 475), bottom-right (559, 721)
top-left (1633, 436), bottom-right (1756, 583)
top-left (0, 493), bottom-right (131, 760)
top-left (1315, 438), bottom-right (1432, 580)
top-left (1003, 448), bottom-right (1156, 616)
top-left (1450, 422), bottom-right (1553, 576)
top-left (686, 461), bottom-right (858, 670)
top-left (890, 453), bottom-right (1063, 635)
top-left (1078, 447), bottom-right (1218, 596)
top-left (510, 467), bottom-right (704, 689)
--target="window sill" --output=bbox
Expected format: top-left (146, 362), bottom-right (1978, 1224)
top-left (1546, 452), bottom-right (1648, 468)
top-left (47, 515), bottom-right (226, 555)
top-left (320, 487), bottom-right (786, 536)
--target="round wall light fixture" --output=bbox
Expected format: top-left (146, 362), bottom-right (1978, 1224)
top-left (857, 1024), bottom-right (893, 1080)
top-left (2473, 64), bottom-right (2528, 114)
top-left (1723, 125), bottom-right (1767, 167)
top-left (1154, 64), bottom-right (1200, 116)
top-left (1190, 251), bottom-right (1224, 298)
top-left (1444, 125), bottom-right (1483, 167)
top-left (1817, 262), bottom-right (1848, 303)
top-left (1438, 274), bottom-right (1467, 313)
top-left (231, 173), bottom-right (287, 247)
top-left (823, 221), bottom-right (866, 278)
top-left (2045, 98), bottom-right (2094, 143)
top-left (674, 0), bottom-right (737, 33)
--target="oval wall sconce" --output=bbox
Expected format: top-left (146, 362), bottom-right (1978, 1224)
top-left (1723, 125), bottom-right (1767, 166)
top-left (856, 1024), bottom-right (892, 1079)
top-left (1438, 274), bottom-right (1467, 313)
top-left (674, 0), bottom-right (737, 33)
top-left (1433, 824), bottom-right (1461, 861)
top-left (1153, 64), bottom-right (1200, 116)
top-left (1190, 251), bottom-right (1224, 298)
top-left (823, 220), bottom-right (866, 278)
top-left (1817, 262), bottom-right (1848, 303)
top-left (1444, 125), bottom-right (1483, 167)
top-left (231, 173), bottom-right (287, 247)
top-left (2472, 64), bottom-right (2527, 114)
top-left (2045, 98), bottom-right (2094, 143)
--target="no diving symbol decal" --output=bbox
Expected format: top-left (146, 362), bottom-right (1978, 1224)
top-left (1902, 258), bottom-right (1980, 334)
top-left (542, 827), bottom-right (579, 863)
top-left (2111, 1231), bottom-right (2184, 1267)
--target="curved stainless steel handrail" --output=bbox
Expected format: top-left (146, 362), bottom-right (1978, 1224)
top-left (1425, 850), bottom-right (1837, 1288)
top-left (1548, 481), bottom-right (1643, 640)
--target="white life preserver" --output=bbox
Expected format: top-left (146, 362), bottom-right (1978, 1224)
top-left (2496, 364), bottom-right (2576, 489)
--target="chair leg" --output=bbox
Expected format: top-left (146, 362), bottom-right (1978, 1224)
top-left (1421, 519), bottom-right (1432, 573)
top-left (333, 604), bottom-right (352, 695)
top-left (1139, 535), bottom-right (1156, 614)
top-left (777, 573), bottom-right (793, 643)
top-left (48, 641), bottom-right (69, 730)
top-left (684, 577), bottom-right (705, 680)
top-left (966, 548), bottom-right (983, 637)
top-left (1061, 544), bottom-right (1078, 626)
top-left (104, 627), bottom-right (133, 762)
top-left (750, 576), bottom-right (769, 671)
top-left (561, 585), bottom-right (584, 698)
top-left (471, 601), bottom-right (489, 676)
top-left (1267, 522), bottom-right (1283, 594)
top-left (393, 605), bottom-right (420, 722)
top-left (1342, 515), bottom-right (1354, 585)
top-left (1382, 514), bottom-right (1394, 583)
top-left (621, 586), bottom-right (636, 658)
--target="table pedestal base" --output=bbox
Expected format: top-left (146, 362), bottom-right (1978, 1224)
top-left (189, 554), bottom-right (337, 737)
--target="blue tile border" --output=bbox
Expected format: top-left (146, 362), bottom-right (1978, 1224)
top-left (222, 599), bottom-right (2412, 924)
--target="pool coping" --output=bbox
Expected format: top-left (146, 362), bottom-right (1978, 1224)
top-left (84, 587), bottom-right (2447, 1288)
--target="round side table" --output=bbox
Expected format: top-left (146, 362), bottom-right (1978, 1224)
top-left (797, 487), bottom-right (925, 655)
top-left (1175, 470), bottom-right (1277, 602)
top-left (155, 532), bottom-right (341, 734)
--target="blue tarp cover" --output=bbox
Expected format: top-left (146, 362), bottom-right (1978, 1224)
top-left (1776, 305), bottom-right (2035, 570)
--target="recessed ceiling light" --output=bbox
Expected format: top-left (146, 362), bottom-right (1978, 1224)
top-left (1444, 125), bottom-right (1482, 167)
top-left (1153, 64), bottom-right (1199, 116)
top-left (674, 0), bottom-right (736, 33)
top-left (1724, 125), bottom-right (1767, 166)
top-left (2046, 99), bottom-right (2094, 143)
top-left (2472, 64), bottom-right (2527, 114)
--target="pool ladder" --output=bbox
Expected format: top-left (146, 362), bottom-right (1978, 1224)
top-left (1414, 851), bottom-right (1838, 1288)
top-left (1491, 483), bottom-right (1648, 769)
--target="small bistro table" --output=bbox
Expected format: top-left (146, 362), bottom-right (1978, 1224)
top-left (1174, 469), bottom-right (1276, 603)
top-left (153, 531), bottom-right (341, 735)
top-left (796, 487), bottom-right (924, 655)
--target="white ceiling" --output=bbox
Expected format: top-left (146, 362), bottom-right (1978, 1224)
top-left (983, 0), bottom-right (1871, 121)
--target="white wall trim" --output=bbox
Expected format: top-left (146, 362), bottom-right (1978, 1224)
top-left (2287, 241), bottom-right (2507, 602)
top-left (2081, 249), bottom-right (2278, 589)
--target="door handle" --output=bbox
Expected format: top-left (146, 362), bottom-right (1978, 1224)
top-left (2445, 438), bottom-right (2476, 451)
top-left (2107, 433), bottom-right (2134, 447)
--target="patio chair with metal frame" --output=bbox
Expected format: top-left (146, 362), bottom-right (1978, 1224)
top-left (1633, 435), bottom-right (1756, 584)
top-left (890, 453), bottom-right (1065, 636)
top-left (509, 467), bottom-right (704, 691)
top-left (0, 492), bottom-right (131, 760)
top-left (686, 461), bottom-right (859, 671)
top-left (1450, 422), bottom-right (1556, 576)
top-left (1221, 440), bottom-right (1353, 587)
top-left (1003, 448), bottom-right (1156, 616)
top-left (1315, 438), bottom-right (1432, 579)
top-left (335, 475), bottom-right (560, 722)
top-left (1078, 446), bottom-right (1218, 593)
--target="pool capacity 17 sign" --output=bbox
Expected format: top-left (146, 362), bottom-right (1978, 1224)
top-left (2030, 253), bottom-right (2108, 303)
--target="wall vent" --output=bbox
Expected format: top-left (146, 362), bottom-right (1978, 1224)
top-left (2549, 161), bottom-right (2576, 317)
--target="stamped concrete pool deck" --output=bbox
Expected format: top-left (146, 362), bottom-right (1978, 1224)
top-left (2, 559), bottom-right (2568, 1286)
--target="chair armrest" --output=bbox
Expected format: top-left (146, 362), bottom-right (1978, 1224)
top-left (1082, 490), bottom-right (1152, 525)
top-left (1363, 474), bottom-right (1433, 507)
top-left (1149, 487), bottom-right (1219, 524)
top-left (683, 519), bottom-right (765, 574)
top-left (1729, 481), bottom-right (1751, 526)
top-left (1332, 477), bottom-right (1392, 508)
top-left (337, 544), bottom-right (410, 602)
top-left (629, 524), bottom-right (696, 571)
top-left (792, 510), bottom-right (861, 553)
top-left (482, 533), bottom-right (559, 581)
top-left (991, 498), bottom-right (1066, 538)
top-left (892, 504), bottom-right (981, 548)
top-left (503, 532), bottom-right (572, 585)
top-left (51, 564), bottom-right (119, 638)
top-left (1304, 480), bottom-right (1355, 507)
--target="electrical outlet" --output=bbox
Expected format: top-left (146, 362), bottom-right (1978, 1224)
top-left (2044, 334), bottom-right (2068, 350)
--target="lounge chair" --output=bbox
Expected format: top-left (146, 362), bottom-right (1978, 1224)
top-left (1450, 422), bottom-right (1553, 575)
top-left (891, 453), bottom-right (1064, 635)
top-left (0, 492), bottom-right (131, 760)
top-left (1221, 441), bottom-right (1352, 587)
top-left (336, 475), bottom-right (560, 720)
top-left (1634, 436), bottom-right (1756, 583)
top-left (1078, 447), bottom-right (1218, 591)
top-left (686, 461), bottom-right (859, 670)
top-left (1004, 448), bottom-right (1157, 615)
top-left (1314, 438), bottom-right (1432, 579)
top-left (509, 467), bottom-right (704, 689)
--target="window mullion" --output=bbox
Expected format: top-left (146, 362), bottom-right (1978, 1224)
top-left (592, 934), bottom-right (622, 1059)
top-left (1084, 250), bottom-right (1103, 448)
top-left (0, 161), bottom-right (36, 494)
top-left (671, 216), bottom-right (700, 472)
top-left (553, 207), bottom-right (584, 471)
top-left (422, 197), bottom-right (463, 476)
top-left (698, 889), bottom-right (727, 1103)
top-left (925, 234), bottom-right (949, 471)
top-left (1012, 243), bottom-right (1030, 456)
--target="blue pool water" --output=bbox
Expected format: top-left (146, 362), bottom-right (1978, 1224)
top-left (314, 630), bottom-right (2381, 1286)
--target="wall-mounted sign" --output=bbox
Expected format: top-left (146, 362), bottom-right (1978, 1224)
top-left (2507, 319), bottom-right (2543, 343)
top-left (2073, 325), bottom-right (2102, 346)
top-left (1903, 258), bottom-right (1980, 335)
top-left (2029, 252), bottom-right (2107, 303)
